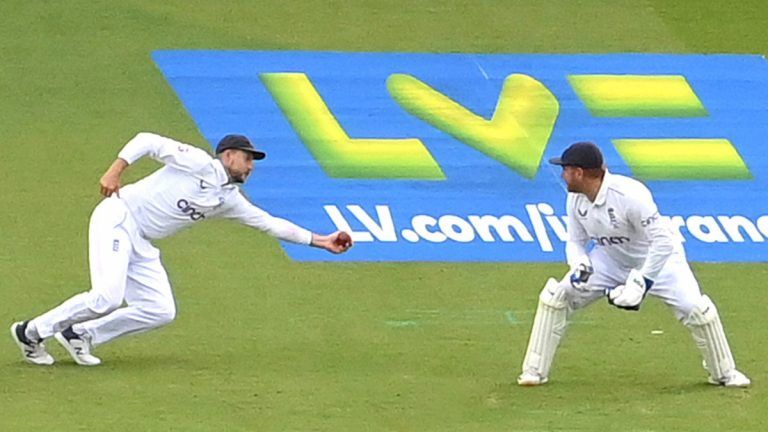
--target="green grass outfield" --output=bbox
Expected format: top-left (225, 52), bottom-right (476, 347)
top-left (1, 1), bottom-right (767, 430)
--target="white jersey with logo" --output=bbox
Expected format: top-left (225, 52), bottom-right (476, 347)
top-left (117, 132), bottom-right (312, 244)
top-left (565, 170), bottom-right (681, 280)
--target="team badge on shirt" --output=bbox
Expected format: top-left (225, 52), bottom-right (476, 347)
top-left (608, 207), bottom-right (619, 229)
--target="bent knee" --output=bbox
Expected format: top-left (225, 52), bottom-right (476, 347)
top-left (144, 303), bottom-right (177, 326)
top-left (682, 294), bottom-right (718, 326)
top-left (539, 278), bottom-right (569, 309)
top-left (672, 301), bottom-right (697, 322)
top-left (86, 292), bottom-right (123, 315)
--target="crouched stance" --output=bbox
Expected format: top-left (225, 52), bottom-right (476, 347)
top-left (518, 142), bottom-right (749, 388)
top-left (11, 132), bottom-right (352, 366)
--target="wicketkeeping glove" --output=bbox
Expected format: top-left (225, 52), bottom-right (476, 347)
top-left (606, 269), bottom-right (654, 311)
top-left (568, 256), bottom-right (593, 290)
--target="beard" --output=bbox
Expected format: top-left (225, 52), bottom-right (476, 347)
top-left (225, 169), bottom-right (250, 184)
top-left (232, 173), bottom-right (249, 183)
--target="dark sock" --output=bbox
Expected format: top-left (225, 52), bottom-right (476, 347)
top-left (61, 326), bottom-right (80, 341)
top-left (16, 321), bottom-right (42, 344)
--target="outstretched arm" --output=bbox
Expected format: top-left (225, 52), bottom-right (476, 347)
top-left (222, 194), bottom-right (353, 254)
top-left (99, 158), bottom-right (128, 197)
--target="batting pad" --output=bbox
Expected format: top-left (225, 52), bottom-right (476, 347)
top-left (684, 295), bottom-right (736, 381)
top-left (520, 278), bottom-right (569, 378)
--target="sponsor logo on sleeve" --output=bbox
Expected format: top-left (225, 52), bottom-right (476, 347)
top-left (640, 212), bottom-right (660, 227)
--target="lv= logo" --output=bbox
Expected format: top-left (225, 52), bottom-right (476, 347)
top-left (261, 72), bottom-right (751, 181)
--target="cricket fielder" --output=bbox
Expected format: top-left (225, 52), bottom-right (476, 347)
top-left (11, 132), bottom-right (353, 366)
top-left (518, 142), bottom-right (750, 387)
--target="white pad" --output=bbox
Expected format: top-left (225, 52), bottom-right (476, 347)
top-left (520, 278), bottom-right (569, 379)
top-left (683, 295), bottom-right (735, 381)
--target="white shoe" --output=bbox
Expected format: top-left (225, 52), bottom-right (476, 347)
top-left (708, 370), bottom-right (751, 388)
top-left (517, 371), bottom-right (548, 386)
top-left (10, 321), bottom-right (54, 365)
top-left (54, 328), bottom-right (101, 366)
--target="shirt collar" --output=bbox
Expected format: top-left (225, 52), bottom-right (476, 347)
top-left (592, 169), bottom-right (612, 206)
top-left (212, 159), bottom-right (238, 189)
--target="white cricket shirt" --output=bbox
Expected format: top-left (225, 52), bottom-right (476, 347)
top-left (565, 170), bottom-right (680, 280)
top-left (116, 132), bottom-right (313, 244)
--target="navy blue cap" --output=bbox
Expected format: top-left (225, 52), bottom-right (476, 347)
top-left (215, 135), bottom-right (266, 160)
top-left (549, 142), bottom-right (603, 169)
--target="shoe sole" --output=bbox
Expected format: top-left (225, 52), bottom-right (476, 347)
top-left (707, 377), bottom-right (751, 388)
top-left (9, 322), bottom-right (54, 366)
top-left (517, 377), bottom-right (549, 386)
top-left (54, 333), bottom-right (101, 366)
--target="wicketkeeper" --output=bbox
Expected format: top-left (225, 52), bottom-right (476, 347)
top-left (11, 132), bottom-right (353, 366)
top-left (518, 142), bottom-right (750, 387)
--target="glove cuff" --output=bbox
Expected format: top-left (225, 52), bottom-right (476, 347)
top-left (642, 276), bottom-right (654, 291)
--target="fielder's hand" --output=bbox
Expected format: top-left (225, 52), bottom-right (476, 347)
top-left (99, 172), bottom-right (121, 197)
top-left (99, 158), bottom-right (128, 197)
top-left (606, 269), bottom-right (654, 311)
top-left (568, 255), bottom-right (593, 290)
top-left (311, 231), bottom-right (354, 254)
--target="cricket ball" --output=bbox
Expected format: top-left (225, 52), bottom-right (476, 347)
top-left (336, 231), bottom-right (352, 246)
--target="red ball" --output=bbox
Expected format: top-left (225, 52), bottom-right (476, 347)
top-left (335, 231), bottom-right (352, 247)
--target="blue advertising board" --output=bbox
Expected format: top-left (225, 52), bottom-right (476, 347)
top-left (153, 51), bottom-right (768, 262)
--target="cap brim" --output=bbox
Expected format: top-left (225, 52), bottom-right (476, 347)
top-left (548, 157), bottom-right (566, 166)
top-left (244, 149), bottom-right (267, 160)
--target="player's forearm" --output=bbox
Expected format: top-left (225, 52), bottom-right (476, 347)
top-left (565, 241), bottom-right (589, 268)
top-left (106, 158), bottom-right (129, 176)
top-left (310, 233), bottom-right (325, 247)
top-left (259, 216), bottom-right (313, 245)
top-left (639, 231), bottom-right (675, 280)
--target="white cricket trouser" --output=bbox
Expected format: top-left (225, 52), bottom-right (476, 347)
top-left (30, 196), bottom-right (176, 346)
top-left (566, 247), bottom-right (702, 320)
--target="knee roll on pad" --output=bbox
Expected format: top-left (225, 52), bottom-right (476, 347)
top-left (684, 295), bottom-right (717, 326)
top-left (538, 278), bottom-right (569, 309)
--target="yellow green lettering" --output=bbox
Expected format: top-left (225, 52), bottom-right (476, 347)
top-left (261, 73), bottom-right (445, 179)
top-left (387, 74), bottom-right (559, 179)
